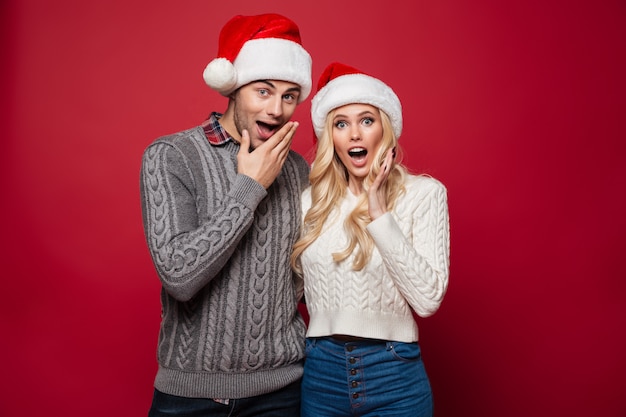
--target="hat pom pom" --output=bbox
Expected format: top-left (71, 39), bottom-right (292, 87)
top-left (203, 58), bottom-right (237, 94)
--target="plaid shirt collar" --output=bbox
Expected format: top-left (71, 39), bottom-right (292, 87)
top-left (201, 112), bottom-right (234, 145)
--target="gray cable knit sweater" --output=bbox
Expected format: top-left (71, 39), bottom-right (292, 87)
top-left (140, 119), bottom-right (310, 399)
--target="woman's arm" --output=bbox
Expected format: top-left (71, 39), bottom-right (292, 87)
top-left (367, 177), bottom-right (450, 317)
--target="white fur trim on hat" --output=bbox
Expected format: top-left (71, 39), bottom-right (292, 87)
top-left (204, 38), bottom-right (312, 102)
top-left (311, 73), bottom-right (403, 139)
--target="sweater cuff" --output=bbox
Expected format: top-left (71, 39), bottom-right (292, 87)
top-left (229, 174), bottom-right (267, 211)
top-left (367, 212), bottom-right (403, 252)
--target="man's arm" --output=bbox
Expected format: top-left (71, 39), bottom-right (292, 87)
top-left (140, 140), bottom-right (266, 302)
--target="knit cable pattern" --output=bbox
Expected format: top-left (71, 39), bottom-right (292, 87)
top-left (301, 175), bottom-right (450, 342)
top-left (140, 127), bottom-right (308, 397)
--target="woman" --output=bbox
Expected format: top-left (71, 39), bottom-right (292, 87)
top-left (291, 62), bottom-right (450, 417)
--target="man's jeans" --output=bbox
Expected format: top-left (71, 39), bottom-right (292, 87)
top-left (148, 380), bottom-right (301, 417)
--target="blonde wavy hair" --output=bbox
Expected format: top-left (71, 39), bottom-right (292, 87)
top-left (291, 108), bottom-right (407, 275)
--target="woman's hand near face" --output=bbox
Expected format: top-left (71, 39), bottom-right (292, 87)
top-left (368, 149), bottom-right (394, 220)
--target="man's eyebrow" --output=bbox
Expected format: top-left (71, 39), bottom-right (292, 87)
top-left (255, 80), bottom-right (301, 94)
top-left (285, 86), bottom-right (302, 94)
top-left (256, 80), bottom-right (274, 88)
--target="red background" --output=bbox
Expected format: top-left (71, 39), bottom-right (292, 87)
top-left (2, 1), bottom-right (625, 416)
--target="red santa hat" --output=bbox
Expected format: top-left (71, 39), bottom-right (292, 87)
top-left (203, 13), bottom-right (312, 102)
top-left (311, 62), bottom-right (403, 140)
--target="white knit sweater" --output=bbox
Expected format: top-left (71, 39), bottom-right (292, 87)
top-left (300, 174), bottom-right (450, 343)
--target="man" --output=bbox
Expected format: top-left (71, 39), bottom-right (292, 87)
top-left (140, 13), bottom-right (312, 416)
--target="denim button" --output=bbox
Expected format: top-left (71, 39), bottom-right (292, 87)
top-left (350, 369), bottom-right (357, 375)
top-left (352, 393), bottom-right (359, 399)
top-left (347, 346), bottom-right (355, 352)
top-left (351, 381), bottom-right (358, 388)
top-left (349, 357), bottom-right (356, 364)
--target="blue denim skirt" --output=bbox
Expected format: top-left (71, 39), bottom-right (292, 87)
top-left (301, 337), bottom-right (433, 417)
